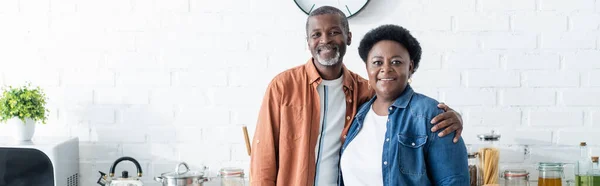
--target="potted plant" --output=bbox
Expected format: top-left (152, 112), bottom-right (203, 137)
top-left (0, 83), bottom-right (49, 141)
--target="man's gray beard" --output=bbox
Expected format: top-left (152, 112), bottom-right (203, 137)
top-left (316, 51), bottom-right (341, 66)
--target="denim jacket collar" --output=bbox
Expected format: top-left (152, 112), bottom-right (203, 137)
top-left (355, 85), bottom-right (415, 120)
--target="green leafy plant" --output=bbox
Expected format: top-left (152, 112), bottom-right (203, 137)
top-left (0, 83), bottom-right (49, 124)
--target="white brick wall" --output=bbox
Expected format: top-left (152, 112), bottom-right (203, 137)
top-left (466, 70), bottom-right (521, 87)
top-left (1, 0), bottom-right (600, 184)
top-left (501, 89), bottom-right (556, 106)
top-left (505, 53), bottom-right (560, 70)
top-left (455, 13), bottom-right (509, 31)
top-left (512, 13), bottom-right (568, 32)
top-left (523, 71), bottom-right (580, 87)
top-left (442, 89), bottom-right (497, 106)
top-left (480, 0), bottom-right (536, 11)
top-left (540, 0), bottom-right (595, 11)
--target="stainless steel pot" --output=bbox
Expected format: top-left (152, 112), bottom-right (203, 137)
top-left (154, 162), bottom-right (211, 186)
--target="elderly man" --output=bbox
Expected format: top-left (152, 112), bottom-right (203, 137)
top-left (250, 6), bottom-right (464, 186)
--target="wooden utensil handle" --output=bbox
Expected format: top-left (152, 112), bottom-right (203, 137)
top-left (242, 126), bottom-right (251, 156)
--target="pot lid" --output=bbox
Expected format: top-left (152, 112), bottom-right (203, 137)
top-left (477, 130), bottom-right (501, 141)
top-left (160, 162), bottom-right (206, 179)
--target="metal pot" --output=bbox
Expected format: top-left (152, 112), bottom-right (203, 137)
top-left (154, 162), bottom-right (211, 186)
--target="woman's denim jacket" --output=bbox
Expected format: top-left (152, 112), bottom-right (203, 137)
top-left (339, 85), bottom-right (469, 186)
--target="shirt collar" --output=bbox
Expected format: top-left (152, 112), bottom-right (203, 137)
top-left (358, 84), bottom-right (415, 117)
top-left (391, 85), bottom-right (415, 109)
top-left (304, 58), bottom-right (354, 91)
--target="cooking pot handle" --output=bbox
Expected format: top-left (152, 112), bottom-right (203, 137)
top-left (176, 162), bottom-right (190, 175)
top-left (109, 156), bottom-right (143, 177)
top-left (154, 176), bottom-right (163, 183)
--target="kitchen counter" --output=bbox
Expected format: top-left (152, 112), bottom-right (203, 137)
top-left (202, 177), bottom-right (250, 186)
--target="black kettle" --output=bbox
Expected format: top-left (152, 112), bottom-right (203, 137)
top-left (97, 156), bottom-right (144, 186)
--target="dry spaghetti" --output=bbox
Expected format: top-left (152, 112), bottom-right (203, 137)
top-left (479, 147), bottom-right (499, 184)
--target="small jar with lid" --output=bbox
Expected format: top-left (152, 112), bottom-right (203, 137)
top-left (537, 162), bottom-right (564, 186)
top-left (468, 152), bottom-right (482, 186)
top-left (219, 167), bottom-right (245, 186)
top-left (503, 169), bottom-right (529, 186)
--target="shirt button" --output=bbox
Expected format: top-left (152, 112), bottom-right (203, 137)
top-left (386, 138), bottom-right (390, 142)
top-left (383, 161), bottom-right (388, 165)
top-left (387, 119), bottom-right (390, 122)
top-left (346, 116), bottom-right (351, 120)
top-left (412, 142), bottom-right (416, 146)
top-left (388, 107), bottom-right (393, 111)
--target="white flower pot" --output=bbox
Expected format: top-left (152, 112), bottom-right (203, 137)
top-left (6, 117), bottom-right (36, 141)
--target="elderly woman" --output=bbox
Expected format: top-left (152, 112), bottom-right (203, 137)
top-left (339, 24), bottom-right (469, 186)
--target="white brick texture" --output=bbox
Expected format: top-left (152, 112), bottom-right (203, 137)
top-left (445, 52), bottom-right (501, 69)
top-left (2, 0), bottom-right (600, 184)
top-left (466, 108), bottom-right (522, 127)
top-left (593, 110), bottom-right (600, 127)
top-left (528, 111), bottom-right (584, 126)
top-left (539, 0), bottom-right (595, 11)
top-left (569, 13), bottom-right (600, 31)
top-left (505, 54), bottom-right (560, 70)
top-left (541, 32), bottom-right (597, 49)
top-left (502, 89), bottom-right (556, 106)
top-left (561, 90), bottom-right (600, 106)
top-left (480, 33), bottom-right (537, 50)
top-left (442, 89), bottom-right (497, 106)
top-left (480, 0), bottom-right (536, 11)
top-left (563, 51), bottom-right (600, 69)
top-left (465, 70), bottom-right (520, 87)
top-left (411, 70), bottom-right (461, 88)
top-left (512, 13), bottom-right (568, 32)
top-left (456, 13), bottom-right (509, 31)
top-left (523, 71), bottom-right (580, 87)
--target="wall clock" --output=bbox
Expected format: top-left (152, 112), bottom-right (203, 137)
top-left (294, 0), bottom-right (370, 18)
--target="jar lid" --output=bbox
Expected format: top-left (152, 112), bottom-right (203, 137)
top-left (538, 162), bottom-right (564, 171)
top-left (504, 169), bottom-right (529, 178)
top-left (478, 130), bottom-right (501, 141)
top-left (468, 152), bottom-right (478, 159)
top-left (219, 167), bottom-right (244, 177)
top-left (581, 142), bottom-right (587, 146)
top-left (592, 156), bottom-right (599, 163)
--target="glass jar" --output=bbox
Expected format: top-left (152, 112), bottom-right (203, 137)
top-left (538, 162), bottom-right (564, 186)
top-left (219, 167), bottom-right (245, 186)
top-left (504, 169), bottom-right (529, 186)
top-left (478, 130), bottom-right (501, 185)
top-left (469, 152), bottom-right (482, 186)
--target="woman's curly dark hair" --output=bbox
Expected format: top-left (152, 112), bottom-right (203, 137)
top-left (358, 24), bottom-right (422, 73)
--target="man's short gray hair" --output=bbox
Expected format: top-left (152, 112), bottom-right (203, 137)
top-left (305, 6), bottom-right (350, 37)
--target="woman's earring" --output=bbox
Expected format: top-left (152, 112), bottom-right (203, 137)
top-left (408, 78), bottom-right (412, 84)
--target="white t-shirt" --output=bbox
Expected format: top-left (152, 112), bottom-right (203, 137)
top-left (340, 105), bottom-right (387, 186)
top-left (314, 76), bottom-right (346, 186)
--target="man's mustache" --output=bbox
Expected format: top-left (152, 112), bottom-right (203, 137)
top-left (317, 44), bottom-right (339, 52)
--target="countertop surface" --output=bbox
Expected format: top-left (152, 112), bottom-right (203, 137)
top-left (201, 177), bottom-right (250, 186)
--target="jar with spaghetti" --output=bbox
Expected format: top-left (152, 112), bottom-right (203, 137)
top-left (478, 130), bottom-right (501, 185)
top-left (537, 162), bottom-right (564, 186)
